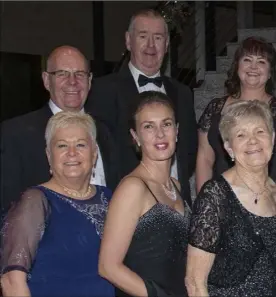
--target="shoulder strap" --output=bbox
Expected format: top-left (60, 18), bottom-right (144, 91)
top-left (139, 178), bottom-right (159, 203)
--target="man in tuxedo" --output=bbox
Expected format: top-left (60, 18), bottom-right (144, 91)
top-left (85, 9), bottom-right (197, 206)
top-left (1, 46), bottom-right (118, 214)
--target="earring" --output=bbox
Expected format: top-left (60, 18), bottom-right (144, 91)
top-left (49, 168), bottom-right (52, 175)
top-left (137, 142), bottom-right (141, 147)
top-left (176, 136), bottom-right (178, 142)
top-left (231, 155), bottom-right (235, 162)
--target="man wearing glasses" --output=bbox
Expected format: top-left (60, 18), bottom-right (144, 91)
top-left (1, 46), bottom-right (118, 214)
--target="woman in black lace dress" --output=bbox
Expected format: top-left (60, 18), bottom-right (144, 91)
top-left (99, 91), bottom-right (190, 297)
top-left (186, 100), bottom-right (276, 296)
top-left (196, 37), bottom-right (276, 193)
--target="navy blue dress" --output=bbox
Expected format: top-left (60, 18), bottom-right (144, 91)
top-left (1, 185), bottom-right (114, 297)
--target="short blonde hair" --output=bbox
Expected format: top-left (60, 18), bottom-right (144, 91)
top-left (219, 100), bottom-right (274, 142)
top-left (45, 111), bottom-right (97, 148)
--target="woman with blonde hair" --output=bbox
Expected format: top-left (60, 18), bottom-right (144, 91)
top-left (186, 100), bottom-right (276, 296)
top-left (1, 111), bottom-right (114, 297)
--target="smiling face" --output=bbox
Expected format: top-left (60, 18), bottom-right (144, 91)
top-left (130, 102), bottom-right (177, 162)
top-left (47, 124), bottom-right (97, 182)
top-left (126, 15), bottom-right (169, 76)
top-left (225, 116), bottom-right (274, 170)
top-left (42, 47), bottom-right (92, 111)
top-left (238, 54), bottom-right (271, 90)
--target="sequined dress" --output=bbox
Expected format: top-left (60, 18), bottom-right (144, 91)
top-left (198, 96), bottom-right (276, 180)
top-left (116, 183), bottom-right (190, 297)
top-left (189, 176), bottom-right (276, 296)
top-left (1, 185), bottom-right (114, 297)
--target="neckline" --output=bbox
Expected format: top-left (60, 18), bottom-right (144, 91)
top-left (139, 202), bottom-right (185, 221)
top-left (220, 175), bottom-right (276, 219)
top-left (38, 185), bottom-right (98, 202)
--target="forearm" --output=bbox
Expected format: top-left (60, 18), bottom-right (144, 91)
top-left (195, 158), bottom-right (213, 193)
top-left (1, 276), bottom-right (31, 297)
top-left (100, 263), bottom-right (148, 297)
top-left (185, 278), bottom-right (209, 297)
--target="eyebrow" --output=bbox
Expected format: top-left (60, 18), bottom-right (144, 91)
top-left (55, 138), bottom-right (88, 142)
top-left (243, 54), bottom-right (267, 59)
top-left (136, 30), bottom-right (165, 36)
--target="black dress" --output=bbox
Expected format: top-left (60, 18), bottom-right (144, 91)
top-left (189, 176), bottom-right (276, 296)
top-left (116, 182), bottom-right (190, 297)
top-left (198, 96), bottom-right (276, 179)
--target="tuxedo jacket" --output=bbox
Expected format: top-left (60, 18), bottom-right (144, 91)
top-left (85, 65), bottom-right (198, 206)
top-left (0, 104), bottom-right (119, 214)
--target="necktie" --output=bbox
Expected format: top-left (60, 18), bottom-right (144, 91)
top-left (138, 74), bottom-right (163, 88)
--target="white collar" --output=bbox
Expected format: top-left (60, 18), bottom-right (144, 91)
top-left (48, 99), bottom-right (84, 115)
top-left (128, 62), bottom-right (161, 85)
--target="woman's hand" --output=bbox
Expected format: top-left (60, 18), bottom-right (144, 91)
top-left (1, 271), bottom-right (31, 297)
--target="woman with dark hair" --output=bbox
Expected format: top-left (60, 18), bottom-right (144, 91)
top-left (196, 36), bottom-right (276, 192)
top-left (98, 91), bottom-right (190, 297)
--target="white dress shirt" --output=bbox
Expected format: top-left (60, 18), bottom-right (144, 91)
top-left (128, 63), bottom-right (178, 180)
top-left (48, 100), bottom-right (106, 186)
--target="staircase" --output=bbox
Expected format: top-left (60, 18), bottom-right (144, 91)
top-left (194, 27), bottom-right (276, 121)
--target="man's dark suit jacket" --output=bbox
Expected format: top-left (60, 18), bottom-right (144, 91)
top-left (85, 65), bottom-right (198, 207)
top-left (0, 104), bottom-right (119, 214)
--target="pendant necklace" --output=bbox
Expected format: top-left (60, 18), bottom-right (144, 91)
top-left (235, 169), bottom-right (268, 204)
top-left (141, 161), bottom-right (177, 201)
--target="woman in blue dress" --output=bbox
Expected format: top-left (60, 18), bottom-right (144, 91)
top-left (1, 111), bottom-right (114, 297)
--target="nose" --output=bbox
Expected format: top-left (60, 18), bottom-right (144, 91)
top-left (68, 73), bottom-right (77, 85)
top-left (156, 126), bottom-right (165, 138)
top-left (250, 60), bottom-right (257, 69)
top-left (248, 135), bottom-right (258, 144)
top-left (147, 35), bottom-right (155, 48)
top-left (67, 145), bottom-right (77, 156)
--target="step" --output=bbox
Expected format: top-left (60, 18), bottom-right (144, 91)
top-left (200, 71), bottom-right (227, 91)
top-left (194, 88), bottom-right (226, 121)
top-left (216, 56), bottom-right (233, 73)
top-left (227, 41), bottom-right (276, 57)
top-left (238, 27), bottom-right (276, 43)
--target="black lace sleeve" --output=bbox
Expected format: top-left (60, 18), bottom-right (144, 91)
top-left (189, 179), bottom-right (225, 253)
top-left (198, 97), bottom-right (227, 132)
top-left (1, 188), bottom-right (50, 274)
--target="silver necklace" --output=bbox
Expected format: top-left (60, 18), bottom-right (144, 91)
top-left (235, 169), bottom-right (268, 204)
top-left (141, 161), bottom-right (177, 201)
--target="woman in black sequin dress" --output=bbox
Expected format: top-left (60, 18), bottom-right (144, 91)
top-left (99, 91), bottom-right (190, 297)
top-left (186, 100), bottom-right (276, 296)
top-left (196, 37), bottom-right (276, 193)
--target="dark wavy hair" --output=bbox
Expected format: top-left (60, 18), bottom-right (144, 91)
top-left (128, 91), bottom-right (176, 132)
top-left (225, 36), bottom-right (276, 98)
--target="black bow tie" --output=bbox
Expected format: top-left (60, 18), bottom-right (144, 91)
top-left (138, 74), bottom-right (163, 88)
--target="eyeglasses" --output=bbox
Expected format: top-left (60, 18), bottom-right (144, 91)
top-left (47, 70), bottom-right (90, 80)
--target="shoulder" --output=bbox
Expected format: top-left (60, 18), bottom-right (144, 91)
top-left (96, 185), bottom-right (113, 200)
top-left (164, 76), bottom-right (192, 94)
top-left (198, 97), bottom-right (227, 132)
top-left (195, 176), bottom-right (228, 208)
top-left (11, 187), bottom-right (49, 211)
top-left (92, 73), bottom-right (118, 87)
top-left (112, 176), bottom-right (148, 203)
top-left (1, 106), bottom-right (49, 135)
